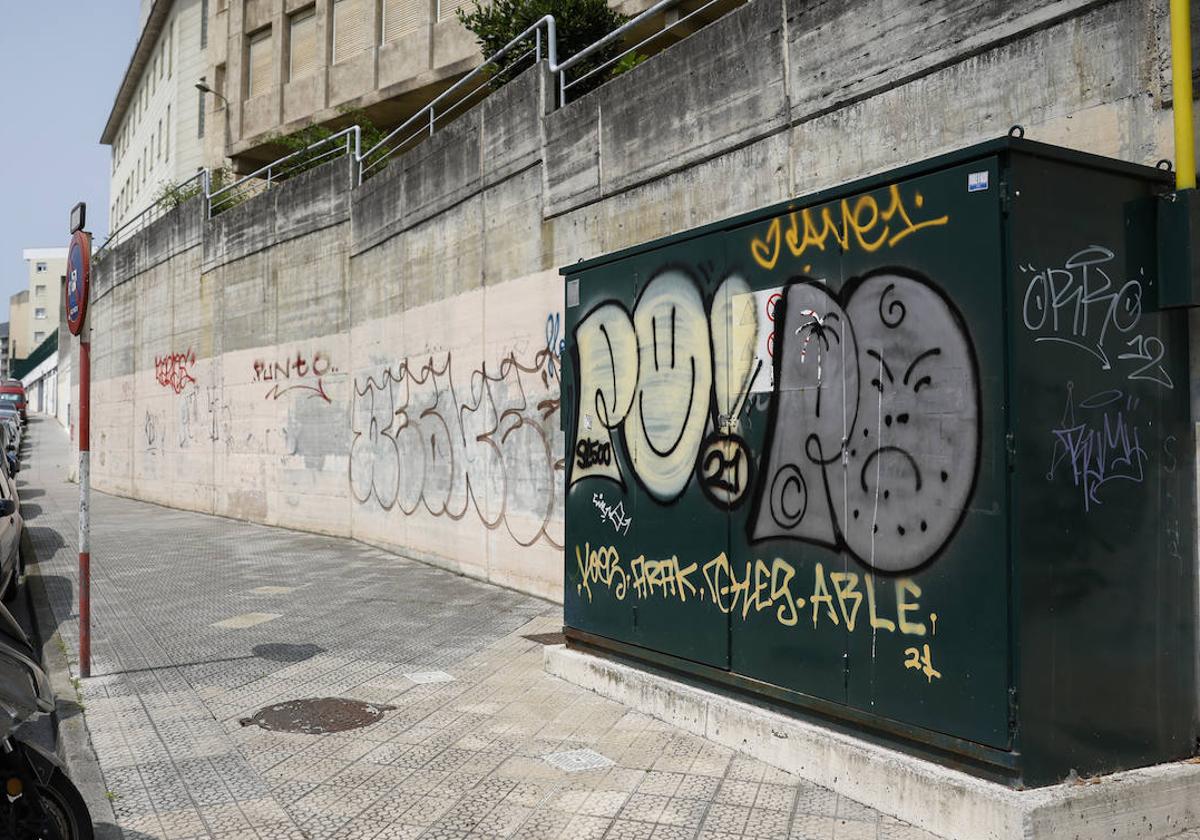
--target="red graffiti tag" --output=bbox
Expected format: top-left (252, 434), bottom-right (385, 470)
top-left (155, 349), bottom-right (196, 394)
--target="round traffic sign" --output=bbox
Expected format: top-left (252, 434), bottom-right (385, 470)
top-left (66, 230), bottom-right (90, 335)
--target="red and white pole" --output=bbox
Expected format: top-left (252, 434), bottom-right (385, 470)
top-left (67, 210), bottom-right (93, 679)
top-left (78, 324), bottom-right (90, 678)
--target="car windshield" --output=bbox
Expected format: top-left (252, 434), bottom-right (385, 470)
top-left (0, 394), bottom-right (19, 401)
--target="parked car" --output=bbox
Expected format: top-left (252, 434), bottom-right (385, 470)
top-left (0, 405), bottom-right (20, 447)
top-left (0, 411), bottom-right (19, 474)
top-left (0, 382), bottom-right (26, 424)
top-left (0, 424), bottom-right (22, 603)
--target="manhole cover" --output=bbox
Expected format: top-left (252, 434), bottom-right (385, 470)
top-left (253, 642), bottom-right (325, 662)
top-left (239, 698), bottom-right (395, 735)
top-left (523, 632), bottom-right (566, 646)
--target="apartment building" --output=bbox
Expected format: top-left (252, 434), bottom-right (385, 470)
top-left (7, 293), bottom-right (28, 375)
top-left (0, 323), bottom-right (9, 381)
top-left (101, 0), bottom-right (210, 234)
top-left (9, 248), bottom-right (67, 366)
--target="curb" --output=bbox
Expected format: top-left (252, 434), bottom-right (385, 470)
top-left (545, 644), bottom-right (1200, 840)
top-left (22, 529), bottom-right (122, 838)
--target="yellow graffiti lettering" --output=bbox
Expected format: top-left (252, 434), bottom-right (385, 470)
top-left (631, 554), bottom-right (699, 602)
top-left (702, 553), bottom-right (733, 613)
top-left (577, 547), bottom-right (940, 658)
top-left (742, 559), bottom-right (769, 618)
top-left (750, 217), bottom-right (783, 271)
top-left (810, 563), bottom-right (839, 628)
top-left (864, 574), bottom-right (896, 632)
top-left (575, 542), bottom-right (627, 602)
top-left (882, 186), bottom-right (948, 247)
top-left (829, 572), bottom-right (863, 632)
top-left (896, 579), bottom-right (927, 636)
top-left (904, 644), bottom-right (942, 683)
top-left (770, 558), bottom-right (801, 626)
top-left (748, 184), bottom-right (950, 270)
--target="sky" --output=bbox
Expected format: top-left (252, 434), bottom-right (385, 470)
top-left (0, 3), bottom-right (139, 320)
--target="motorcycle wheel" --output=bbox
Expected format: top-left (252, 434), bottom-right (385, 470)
top-left (33, 771), bottom-right (93, 840)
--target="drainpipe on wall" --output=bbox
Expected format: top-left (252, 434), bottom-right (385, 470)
top-left (1172, 0), bottom-right (1196, 190)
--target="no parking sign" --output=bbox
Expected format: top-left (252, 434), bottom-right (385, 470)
top-left (66, 228), bottom-right (90, 335)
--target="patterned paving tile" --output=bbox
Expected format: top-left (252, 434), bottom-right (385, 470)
top-left (21, 416), bottom-right (925, 840)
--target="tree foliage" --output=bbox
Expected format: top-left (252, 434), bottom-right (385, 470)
top-left (458, 0), bottom-right (636, 98)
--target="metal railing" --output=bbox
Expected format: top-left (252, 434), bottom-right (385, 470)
top-left (207, 126), bottom-right (361, 217)
top-left (103, 4), bottom-right (730, 224)
top-left (357, 16), bottom-right (560, 183)
top-left (357, 0), bottom-right (721, 181)
top-left (95, 169), bottom-right (207, 260)
top-left (558, 0), bottom-right (725, 102)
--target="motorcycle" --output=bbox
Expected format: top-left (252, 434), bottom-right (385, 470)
top-left (0, 540), bottom-right (93, 839)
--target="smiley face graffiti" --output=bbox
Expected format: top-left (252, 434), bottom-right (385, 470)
top-left (570, 271), bottom-right (758, 504)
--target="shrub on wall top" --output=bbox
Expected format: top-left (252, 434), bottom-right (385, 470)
top-left (458, 0), bottom-right (637, 98)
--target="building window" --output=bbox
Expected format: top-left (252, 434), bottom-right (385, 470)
top-left (288, 8), bottom-right (317, 81)
top-left (165, 105), bottom-right (171, 160)
top-left (35, 285), bottom-right (45, 299)
top-left (383, 0), bottom-right (421, 42)
top-left (247, 28), bottom-right (273, 98)
top-left (197, 76), bottom-right (206, 138)
top-left (200, 0), bottom-right (208, 48)
top-left (333, 0), bottom-right (367, 64)
top-left (437, 0), bottom-right (469, 22)
top-left (34, 308), bottom-right (46, 320)
top-left (214, 64), bottom-right (226, 107)
top-left (35, 263), bottom-right (46, 273)
top-left (34, 332), bottom-right (45, 344)
top-left (168, 20), bottom-right (173, 77)
top-left (157, 119), bottom-right (163, 158)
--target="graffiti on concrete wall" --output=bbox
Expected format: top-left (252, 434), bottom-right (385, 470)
top-left (349, 346), bottom-right (564, 547)
top-left (154, 349), bottom-right (197, 394)
top-left (253, 352), bottom-right (336, 403)
top-left (750, 273), bottom-right (979, 573)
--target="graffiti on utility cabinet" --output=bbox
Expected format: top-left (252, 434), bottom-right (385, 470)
top-left (572, 271), bottom-right (759, 506)
top-left (750, 274), bottom-right (979, 573)
top-left (570, 268), bottom-right (980, 574)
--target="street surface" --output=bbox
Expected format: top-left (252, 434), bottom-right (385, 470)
top-left (19, 416), bottom-right (935, 840)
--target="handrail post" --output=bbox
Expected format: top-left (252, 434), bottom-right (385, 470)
top-left (429, 108), bottom-right (435, 136)
top-left (536, 27), bottom-right (542, 63)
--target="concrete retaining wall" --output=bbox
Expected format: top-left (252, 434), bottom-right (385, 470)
top-left (90, 0), bottom-right (1194, 603)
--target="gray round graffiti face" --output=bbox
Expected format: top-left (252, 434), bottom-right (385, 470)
top-left (839, 274), bottom-right (978, 572)
top-left (750, 272), bottom-right (979, 574)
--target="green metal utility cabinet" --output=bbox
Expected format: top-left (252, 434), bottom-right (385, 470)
top-left (560, 138), bottom-right (1197, 787)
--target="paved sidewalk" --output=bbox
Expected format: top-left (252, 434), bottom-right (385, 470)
top-left (20, 416), bottom-right (935, 840)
